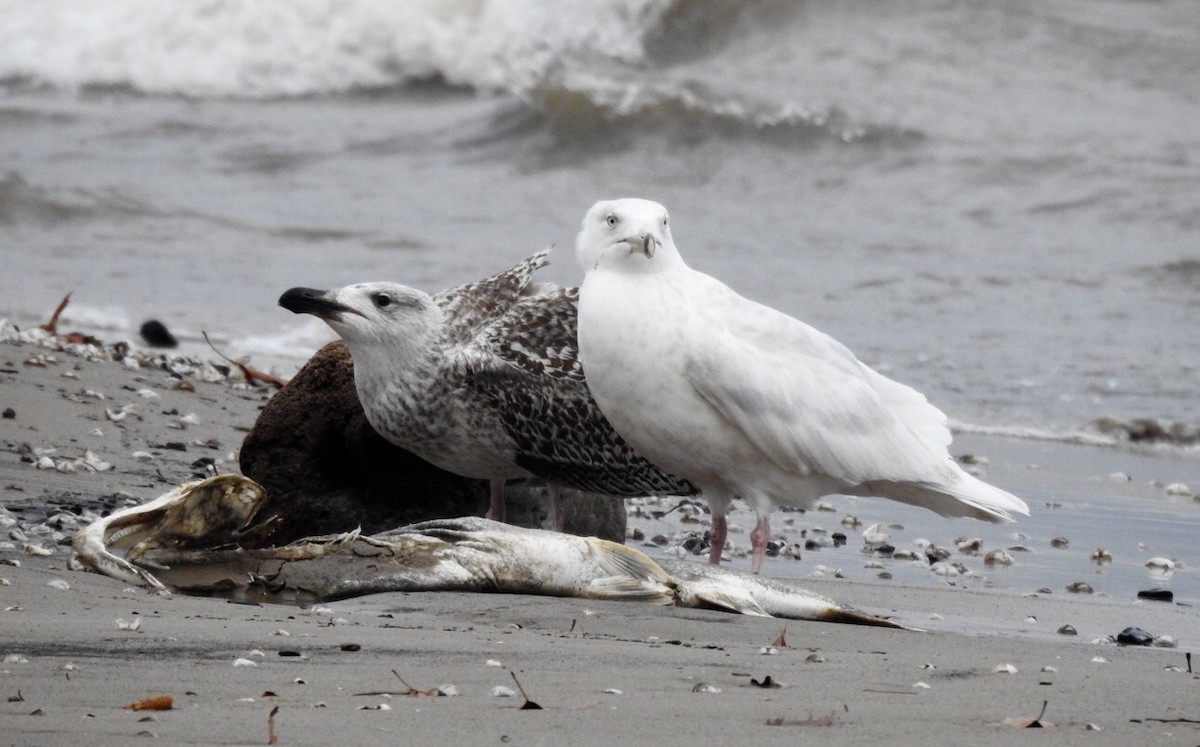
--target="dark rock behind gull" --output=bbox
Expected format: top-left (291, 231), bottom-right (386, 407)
top-left (240, 341), bottom-right (627, 542)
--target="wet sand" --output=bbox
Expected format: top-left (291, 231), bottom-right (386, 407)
top-left (2, 332), bottom-right (1198, 745)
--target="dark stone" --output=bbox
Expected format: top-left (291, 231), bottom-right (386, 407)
top-left (139, 319), bottom-right (178, 348)
top-left (239, 342), bottom-right (625, 545)
top-left (1136, 588), bottom-right (1174, 603)
top-left (2, 407), bottom-right (14, 419)
top-left (1115, 626), bottom-right (1154, 646)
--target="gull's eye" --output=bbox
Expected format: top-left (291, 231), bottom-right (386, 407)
top-left (663, 215), bottom-right (668, 227)
top-left (373, 292), bottom-right (392, 308)
top-left (605, 213), bottom-right (618, 228)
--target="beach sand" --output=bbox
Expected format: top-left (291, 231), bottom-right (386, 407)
top-left (2, 333), bottom-right (1198, 746)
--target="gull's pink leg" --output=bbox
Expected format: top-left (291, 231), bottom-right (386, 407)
top-left (708, 513), bottom-right (728, 564)
top-left (485, 479), bottom-right (506, 522)
top-left (543, 485), bottom-right (564, 531)
top-left (749, 516), bottom-right (770, 574)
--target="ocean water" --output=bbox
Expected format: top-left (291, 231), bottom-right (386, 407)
top-left (1, 0), bottom-right (1197, 448)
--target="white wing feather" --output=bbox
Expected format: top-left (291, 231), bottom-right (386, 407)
top-left (683, 273), bottom-right (958, 488)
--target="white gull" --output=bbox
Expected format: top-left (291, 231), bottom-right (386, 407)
top-left (575, 198), bottom-right (1030, 573)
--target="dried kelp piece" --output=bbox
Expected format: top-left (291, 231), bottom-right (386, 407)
top-left (1005, 700), bottom-right (1055, 728)
top-left (124, 695), bottom-right (174, 711)
top-left (203, 331), bottom-right (287, 389)
top-left (510, 671), bottom-right (543, 710)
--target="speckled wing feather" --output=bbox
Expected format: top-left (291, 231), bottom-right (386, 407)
top-left (434, 248), bottom-right (551, 346)
top-left (455, 287), bottom-right (696, 497)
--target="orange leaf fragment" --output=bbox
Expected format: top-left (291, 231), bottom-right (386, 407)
top-left (124, 694), bottom-right (174, 711)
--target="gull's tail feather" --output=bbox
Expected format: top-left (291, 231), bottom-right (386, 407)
top-left (853, 470), bottom-right (1030, 523)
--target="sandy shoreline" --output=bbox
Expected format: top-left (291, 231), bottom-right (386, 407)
top-left (3, 332), bottom-right (1199, 745)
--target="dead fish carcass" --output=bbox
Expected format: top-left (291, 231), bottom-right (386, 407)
top-left (72, 475), bottom-right (903, 627)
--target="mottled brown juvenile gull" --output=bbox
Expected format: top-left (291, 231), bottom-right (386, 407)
top-left (575, 198), bottom-right (1030, 573)
top-left (279, 250), bottom-right (694, 527)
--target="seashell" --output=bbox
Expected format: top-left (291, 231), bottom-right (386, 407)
top-left (984, 549), bottom-right (1014, 567)
top-left (1066, 581), bottom-right (1093, 594)
top-left (437, 685), bottom-right (459, 697)
top-left (490, 686), bottom-right (516, 698)
top-left (45, 579), bottom-right (69, 590)
top-left (117, 618), bottom-right (142, 631)
top-left (34, 456), bottom-right (56, 470)
top-left (912, 681), bottom-right (931, 689)
top-left (930, 561), bottom-right (960, 577)
top-left (691, 683), bottom-right (721, 694)
top-left (861, 523), bottom-right (889, 546)
top-left (840, 515), bottom-right (862, 528)
top-left (485, 659), bottom-right (503, 667)
top-left (1144, 557), bottom-right (1175, 572)
top-left (1090, 548), bottom-right (1113, 564)
top-left (956, 537), bottom-right (983, 555)
top-left (1041, 665), bottom-right (1057, 673)
top-left (1050, 536), bottom-right (1069, 548)
top-left (233, 658), bottom-right (258, 668)
top-left (992, 663), bottom-right (1018, 674)
top-left (1091, 656), bottom-right (1109, 664)
top-left (1152, 635), bottom-right (1177, 648)
top-left (83, 451), bottom-right (112, 472)
top-left (2, 654), bottom-right (29, 664)
top-left (603, 688), bottom-right (623, 695)
top-left (1164, 482), bottom-right (1191, 497)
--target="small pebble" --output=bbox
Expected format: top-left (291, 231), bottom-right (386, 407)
top-left (1066, 581), bottom-right (1093, 594)
top-left (1, 408), bottom-right (14, 419)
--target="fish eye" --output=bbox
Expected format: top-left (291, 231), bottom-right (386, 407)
top-left (605, 213), bottom-right (618, 228)
top-left (373, 292), bottom-right (392, 308)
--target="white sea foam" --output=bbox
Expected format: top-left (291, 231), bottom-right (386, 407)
top-left (0, 0), bottom-right (667, 98)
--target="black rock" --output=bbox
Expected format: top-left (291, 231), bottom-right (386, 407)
top-left (139, 319), bottom-right (178, 348)
top-left (1115, 627), bottom-right (1155, 646)
top-left (2, 407), bottom-right (14, 419)
top-left (1136, 588), bottom-right (1174, 603)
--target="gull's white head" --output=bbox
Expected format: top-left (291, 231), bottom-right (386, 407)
top-left (575, 198), bottom-right (682, 274)
top-left (279, 282), bottom-right (444, 354)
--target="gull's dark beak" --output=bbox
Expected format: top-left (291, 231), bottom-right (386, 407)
top-left (278, 287), bottom-right (357, 321)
